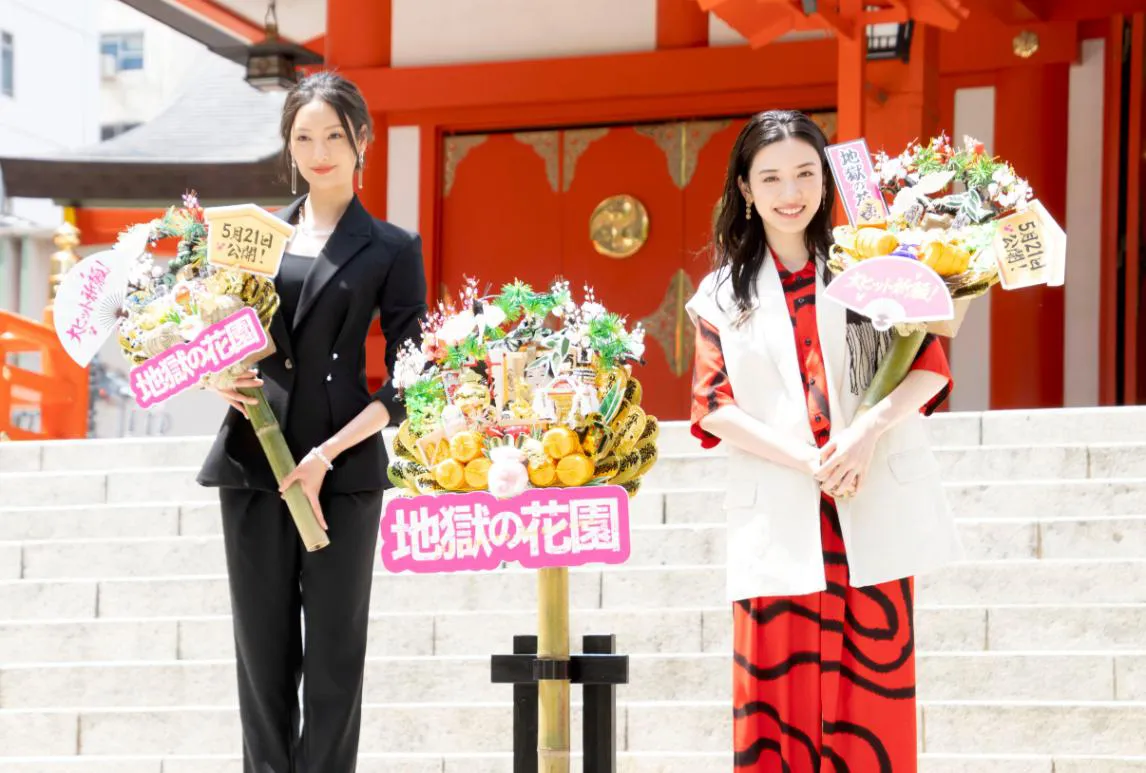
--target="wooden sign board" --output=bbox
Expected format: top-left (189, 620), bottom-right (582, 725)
top-left (204, 204), bottom-right (294, 277)
top-left (993, 199), bottom-right (1067, 291)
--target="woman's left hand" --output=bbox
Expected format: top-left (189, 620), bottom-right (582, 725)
top-left (279, 452), bottom-right (330, 531)
top-left (815, 415), bottom-right (883, 499)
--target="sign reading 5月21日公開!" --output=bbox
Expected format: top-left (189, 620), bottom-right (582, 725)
top-left (203, 204), bottom-right (294, 277)
top-left (380, 485), bottom-right (632, 573)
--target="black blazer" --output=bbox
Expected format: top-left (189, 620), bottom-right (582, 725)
top-left (197, 195), bottom-right (427, 494)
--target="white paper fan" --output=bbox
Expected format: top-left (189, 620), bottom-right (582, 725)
top-left (53, 247), bottom-right (135, 367)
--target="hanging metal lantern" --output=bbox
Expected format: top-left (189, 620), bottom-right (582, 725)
top-left (243, 1), bottom-right (322, 93)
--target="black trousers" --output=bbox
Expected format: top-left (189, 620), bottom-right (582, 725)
top-left (219, 486), bottom-right (384, 773)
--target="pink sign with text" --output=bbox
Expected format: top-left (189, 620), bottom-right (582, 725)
top-left (824, 257), bottom-right (954, 331)
top-left (129, 306), bottom-right (268, 409)
top-left (381, 485), bottom-right (632, 573)
top-left (826, 139), bottom-right (890, 227)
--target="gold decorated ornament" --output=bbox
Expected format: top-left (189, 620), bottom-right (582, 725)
top-left (464, 457), bottom-right (491, 489)
top-left (543, 427), bottom-right (581, 460)
top-left (855, 227), bottom-right (898, 258)
top-left (919, 241), bottom-right (971, 277)
top-left (454, 371), bottom-right (492, 418)
top-left (556, 453), bottom-right (595, 487)
top-left (528, 457), bottom-right (558, 487)
top-left (433, 458), bottom-right (466, 491)
top-left (611, 405), bottom-right (648, 454)
top-left (833, 226), bottom-right (899, 261)
top-left (589, 195), bottom-right (649, 259)
top-left (593, 454), bottom-right (620, 480)
top-left (387, 459), bottom-right (426, 491)
top-left (580, 421), bottom-right (612, 457)
top-left (449, 430), bottom-right (483, 463)
top-left (415, 471), bottom-right (445, 494)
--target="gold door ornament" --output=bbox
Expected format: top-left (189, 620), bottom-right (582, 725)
top-left (589, 195), bottom-right (649, 259)
top-left (639, 269), bottom-right (697, 378)
top-left (514, 131), bottom-right (561, 193)
top-left (636, 120), bottom-right (730, 189)
top-left (443, 134), bottom-right (489, 197)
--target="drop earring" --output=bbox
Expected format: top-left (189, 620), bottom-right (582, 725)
top-left (357, 151), bottom-right (365, 190)
top-left (291, 157), bottom-right (298, 195)
top-left (745, 197), bottom-right (753, 221)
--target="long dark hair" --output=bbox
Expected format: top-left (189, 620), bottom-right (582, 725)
top-left (279, 71), bottom-right (374, 181)
top-left (712, 110), bottom-right (836, 320)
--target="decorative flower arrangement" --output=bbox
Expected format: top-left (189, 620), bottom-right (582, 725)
top-left (115, 192), bottom-right (279, 376)
top-left (388, 278), bottom-right (657, 500)
top-left (108, 192), bottom-right (325, 550)
top-left (832, 133), bottom-right (1035, 300)
top-left (825, 135), bottom-right (1063, 415)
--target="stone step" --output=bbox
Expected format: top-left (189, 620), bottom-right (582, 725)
top-left (1, 701), bottom-right (1144, 757)
top-left (0, 504), bottom-right (187, 542)
top-left (624, 700), bottom-right (1146, 755)
top-left (8, 603), bottom-right (1142, 665)
top-left (4, 560), bottom-right (1146, 622)
top-left (661, 480), bottom-right (1146, 524)
top-left (0, 415), bottom-right (979, 472)
top-left (7, 515), bottom-right (1145, 580)
top-left (642, 444), bottom-right (1146, 488)
top-left (6, 472), bottom-right (1146, 522)
top-left (3, 408), bottom-right (1146, 476)
top-left (3, 650), bottom-right (1143, 709)
top-left (0, 754), bottom-right (1141, 773)
top-left (979, 407), bottom-right (1146, 446)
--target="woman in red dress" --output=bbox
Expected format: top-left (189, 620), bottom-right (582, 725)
top-left (685, 110), bottom-right (962, 772)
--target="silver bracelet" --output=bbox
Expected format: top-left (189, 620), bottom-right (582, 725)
top-left (310, 446), bottom-right (334, 471)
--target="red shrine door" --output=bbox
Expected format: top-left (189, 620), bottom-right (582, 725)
top-left (438, 114), bottom-right (837, 420)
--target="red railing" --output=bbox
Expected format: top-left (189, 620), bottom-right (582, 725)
top-left (0, 309), bottom-right (88, 440)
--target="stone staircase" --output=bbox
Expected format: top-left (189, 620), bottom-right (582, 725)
top-left (2, 408), bottom-right (1146, 772)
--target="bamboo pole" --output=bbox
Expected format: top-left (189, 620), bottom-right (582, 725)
top-left (537, 566), bottom-right (571, 773)
top-left (237, 385), bottom-right (330, 551)
top-left (856, 328), bottom-right (928, 415)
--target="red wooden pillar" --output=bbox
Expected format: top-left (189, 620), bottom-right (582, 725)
top-left (864, 24), bottom-right (940, 155)
top-left (325, 0), bottom-right (391, 221)
top-left (989, 63), bottom-right (1070, 409)
top-left (836, 0), bottom-right (866, 141)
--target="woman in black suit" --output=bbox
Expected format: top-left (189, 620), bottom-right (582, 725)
top-left (197, 71), bottom-right (427, 773)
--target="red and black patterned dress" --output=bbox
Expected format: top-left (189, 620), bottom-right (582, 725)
top-left (691, 254), bottom-right (952, 772)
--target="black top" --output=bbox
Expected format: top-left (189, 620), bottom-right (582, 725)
top-left (276, 252), bottom-right (313, 332)
top-left (197, 196), bottom-right (428, 494)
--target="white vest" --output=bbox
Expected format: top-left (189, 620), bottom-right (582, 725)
top-left (685, 259), bottom-right (964, 601)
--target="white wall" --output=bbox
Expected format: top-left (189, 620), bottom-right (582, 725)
top-left (1064, 38), bottom-right (1104, 407)
top-left (392, 0), bottom-right (658, 66)
top-left (98, 0), bottom-right (207, 129)
top-left (948, 86), bottom-right (996, 412)
top-left (0, 0), bottom-right (100, 225)
top-left (386, 125), bottom-right (420, 233)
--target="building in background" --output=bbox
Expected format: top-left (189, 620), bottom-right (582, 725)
top-left (0, 0), bottom-right (233, 438)
top-left (2, 0), bottom-right (1145, 430)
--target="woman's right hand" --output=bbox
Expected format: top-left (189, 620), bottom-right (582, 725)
top-left (209, 369), bottom-right (263, 419)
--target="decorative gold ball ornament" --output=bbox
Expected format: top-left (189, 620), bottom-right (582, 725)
top-left (1013, 30), bottom-right (1039, 59)
top-left (463, 457), bottom-right (491, 489)
top-left (528, 458), bottom-right (558, 487)
top-left (433, 458), bottom-right (466, 491)
top-left (542, 427), bottom-right (580, 460)
top-left (556, 453), bottom-right (595, 487)
top-left (589, 194), bottom-right (649, 259)
top-left (449, 431), bottom-right (483, 463)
